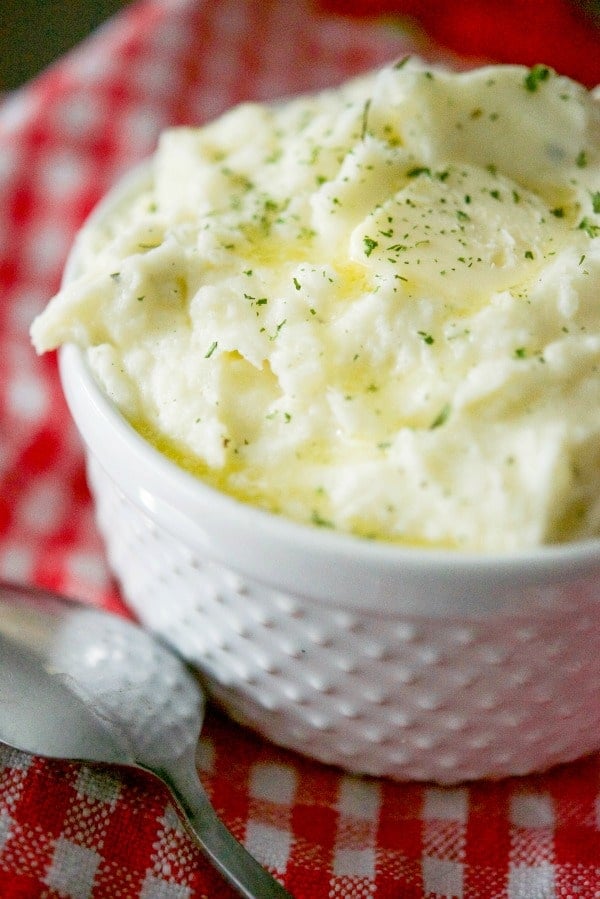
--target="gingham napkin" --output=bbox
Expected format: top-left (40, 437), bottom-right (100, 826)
top-left (1, 1), bottom-right (600, 897)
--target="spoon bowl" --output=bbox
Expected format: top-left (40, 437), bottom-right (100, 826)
top-left (0, 579), bottom-right (291, 899)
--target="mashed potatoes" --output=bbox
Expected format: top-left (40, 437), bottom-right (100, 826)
top-left (31, 60), bottom-right (600, 551)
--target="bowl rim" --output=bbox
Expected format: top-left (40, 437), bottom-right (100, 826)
top-left (56, 160), bottom-right (600, 615)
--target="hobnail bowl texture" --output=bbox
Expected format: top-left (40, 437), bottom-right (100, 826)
top-left (103, 470), bottom-right (600, 780)
top-left (55, 167), bottom-right (600, 784)
top-left (58, 341), bottom-right (600, 784)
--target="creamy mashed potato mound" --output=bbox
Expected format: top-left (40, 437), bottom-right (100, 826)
top-left (32, 61), bottom-right (600, 551)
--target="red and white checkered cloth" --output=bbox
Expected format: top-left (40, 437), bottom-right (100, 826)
top-left (1, 1), bottom-right (600, 896)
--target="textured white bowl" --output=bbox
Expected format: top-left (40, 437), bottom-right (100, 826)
top-left (57, 166), bottom-right (600, 784)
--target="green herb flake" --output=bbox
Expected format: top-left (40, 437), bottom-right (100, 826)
top-left (407, 166), bottom-right (431, 178)
top-left (514, 347), bottom-right (527, 359)
top-left (268, 319), bottom-right (287, 341)
top-left (430, 404), bottom-right (451, 429)
top-left (576, 150), bottom-right (588, 168)
top-left (551, 207), bottom-right (565, 218)
top-left (137, 296), bottom-right (145, 302)
top-left (524, 64), bottom-right (551, 92)
top-left (293, 277), bottom-right (301, 291)
top-left (361, 98), bottom-right (372, 140)
top-left (418, 330), bottom-right (434, 345)
top-left (578, 217), bottom-right (600, 238)
top-left (311, 510), bottom-right (333, 528)
top-left (591, 192), bottom-right (600, 214)
top-left (524, 250), bottom-right (534, 259)
top-left (205, 341), bottom-right (218, 359)
top-left (363, 236), bottom-right (379, 257)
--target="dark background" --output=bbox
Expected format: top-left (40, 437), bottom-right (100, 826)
top-left (2, 1), bottom-right (600, 94)
top-left (0, 0), bottom-right (130, 92)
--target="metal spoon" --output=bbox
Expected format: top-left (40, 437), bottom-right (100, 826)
top-left (0, 579), bottom-right (292, 899)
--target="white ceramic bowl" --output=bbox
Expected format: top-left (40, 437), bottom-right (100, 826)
top-left (57, 166), bottom-right (600, 784)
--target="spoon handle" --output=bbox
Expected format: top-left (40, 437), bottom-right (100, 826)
top-left (164, 760), bottom-right (293, 899)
